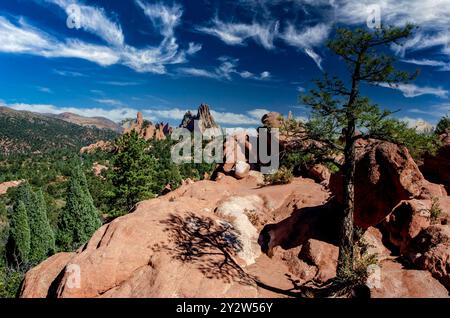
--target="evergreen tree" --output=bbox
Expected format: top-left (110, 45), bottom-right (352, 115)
top-left (435, 116), bottom-right (450, 135)
top-left (7, 201), bottom-right (30, 267)
top-left (109, 131), bottom-right (156, 212)
top-left (14, 182), bottom-right (34, 217)
top-left (57, 167), bottom-right (101, 251)
top-left (0, 201), bottom-right (7, 223)
top-left (28, 190), bottom-right (55, 264)
top-left (300, 25), bottom-right (432, 279)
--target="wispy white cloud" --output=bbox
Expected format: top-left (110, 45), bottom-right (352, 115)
top-left (280, 23), bottom-right (330, 71)
top-left (401, 58), bottom-right (450, 71)
top-left (304, 48), bottom-right (324, 71)
top-left (281, 23), bottom-right (330, 49)
top-left (93, 98), bottom-right (123, 106)
top-left (47, 0), bottom-right (124, 46)
top-left (37, 86), bottom-right (53, 93)
top-left (136, 0), bottom-right (182, 38)
top-left (197, 18), bottom-right (279, 50)
top-left (377, 83), bottom-right (449, 98)
top-left (178, 67), bottom-right (218, 79)
top-left (53, 69), bottom-right (86, 77)
top-left (0, 16), bottom-right (120, 66)
top-left (247, 108), bottom-right (271, 120)
top-left (409, 103), bottom-right (450, 118)
top-left (334, 0), bottom-right (450, 56)
top-left (1, 1), bottom-right (197, 74)
top-left (187, 42), bottom-right (202, 55)
top-left (178, 57), bottom-right (270, 81)
top-left (98, 81), bottom-right (142, 86)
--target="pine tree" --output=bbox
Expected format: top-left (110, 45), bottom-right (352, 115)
top-left (0, 201), bottom-right (7, 223)
top-left (435, 116), bottom-right (450, 135)
top-left (300, 25), bottom-right (427, 279)
top-left (28, 190), bottom-right (55, 264)
top-left (14, 182), bottom-right (34, 217)
top-left (57, 167), bottom-right (102, 251)
top-left (110, 131), bottom-right (156, 212)
top-left (8, 201), bottom-right (31, 267)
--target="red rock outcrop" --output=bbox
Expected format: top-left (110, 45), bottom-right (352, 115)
top-left (0, 180), bottom-right (24, 196)
top-left (19, 175), bottom-right (450, 298)
top-left (384, 199), bottom-right (432, 253)
top-left (421, 128), bottom-right (450, 191)
top-left (80, 140), bottom-right (115, 154)
top-left (406, 224), bottom-right (450, 289)
top-left (329, 139), bottom-right (445, 229)
top-left (92, 162), bottom-right (108, 177)
top-left (124, 112), bottom-right (171, 141)
top-left (20, 178), bottom-right (330, 298)
top-left (180, 104), bottom-right (220, 134)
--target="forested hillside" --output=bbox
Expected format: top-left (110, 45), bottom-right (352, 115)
top-left (0, 107), bottom-right (118, 156)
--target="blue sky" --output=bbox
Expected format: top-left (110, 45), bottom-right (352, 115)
top-left (0, 0), bottom-right (449, 129)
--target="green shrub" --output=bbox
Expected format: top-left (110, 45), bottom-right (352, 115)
top-left (264, 167), bottom-right (294, 185)
top-left (0, 267), bottom-right (24, 298)
top-left (430, 197), bottom-right (442, 223)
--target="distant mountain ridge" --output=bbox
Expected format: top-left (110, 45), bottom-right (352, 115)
top-left (45, 112), bottom-right (123, 132)
top-left (0, 106), bottom-right (118, 156)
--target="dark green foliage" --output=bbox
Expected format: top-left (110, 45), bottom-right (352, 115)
top-left (9, 183), bottom-right (55, 264)
top-left (7, 201), bottom-right (31, 266)
top-left (56, 167), bottom-right (101, 251)
top-left (109, 131), bottom-right (157, 212)
top-left (264, 167), bottom-right (294, 185)
top-left (0, 202), bottom-right (6, 223)
top-left (148, 139), bottom-right (182, 194)
top-left (435, 116), bottom-right (450, 135)
top-left (28, 190), bottom-right (55, 264)
top-left (0, 267), bottom-right (24, 298)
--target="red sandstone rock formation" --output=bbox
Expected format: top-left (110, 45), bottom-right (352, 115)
top-left (180, 104), bottom-right (220, 134)
top-left (329, 139), bottom-right (446, 229)
top-left (80, 140), bottom-right (115, 154)
top-left (0, 180), bottom-right (24, 195)
top-left (421, 128), bottom-right (450, 191)
top-left (124, 112), bottom-right (171, 141)
top-left (19, 175), bottom-right (450, 298)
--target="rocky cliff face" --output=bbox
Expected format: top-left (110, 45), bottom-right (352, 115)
top-left (124, 112), bottom-right (172, 141)
top-left (329, 139), bottom-right (446, 229)
top-left (180, 104), bottom-right (220, 134)
top-left (421, 128), bottom-right (450, 192)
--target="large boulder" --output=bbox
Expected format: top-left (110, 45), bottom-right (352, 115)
top-left (383, 199), bottom-right (432, 253)
top-left (20, 252), bottom-right (75, 298)
top-left (19, 177), bottom-right (330, 298)
top-left (298, 239), bottom-right (338, 282)
top-left (370, 259), bottom-right (449, 298)
top-left (329, 140), bottom-right (443, 229)
top-left (406, 224), bottom-right (450, 289)
top-left (234, 161), bottom-right (251, 179)
top-left (421, 129), bottom-right (450, 191)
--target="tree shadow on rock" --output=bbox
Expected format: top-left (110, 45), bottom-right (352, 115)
top-left (160, 213), bottom-right (255, 286)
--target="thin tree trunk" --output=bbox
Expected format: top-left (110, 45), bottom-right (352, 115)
top-left (337, 118), bottom-right (356, 278)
